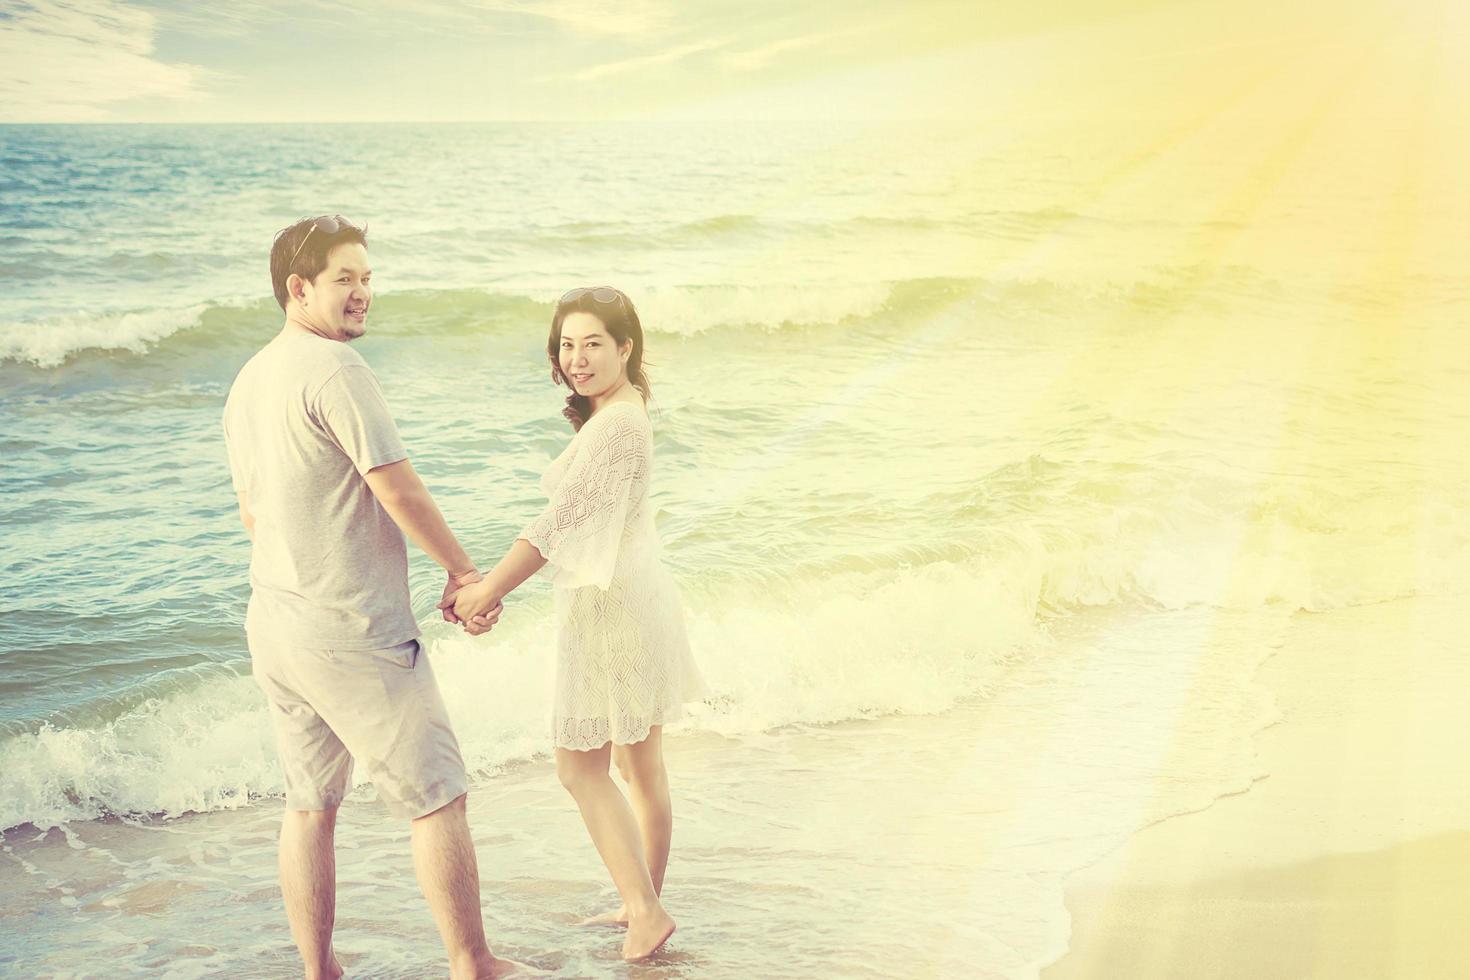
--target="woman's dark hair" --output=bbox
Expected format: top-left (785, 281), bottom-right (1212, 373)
top-left (269, 216), bottom-right (368, 311)
top-left (547, 287), bottom-right (651, 431)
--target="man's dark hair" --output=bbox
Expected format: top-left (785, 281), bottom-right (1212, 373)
top-left (269, 216), bottom-right (368, 311)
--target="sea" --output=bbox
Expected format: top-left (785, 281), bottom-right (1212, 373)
top-left (1, 115), bottom-right (1467, 978)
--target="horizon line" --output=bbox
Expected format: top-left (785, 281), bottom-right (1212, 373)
top-left (0, 115), bottom-right (975, 127)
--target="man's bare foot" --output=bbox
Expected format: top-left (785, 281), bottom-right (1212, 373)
top-left (308, 952), bottom-right (344, 980)
top-left (451, 952), bottom-right (537, 979)
top-left (489, 954), bottom-right (540, 977)
top-left (621, 908), bottom-right (676, 961)
top-left (577, 905), bottom-right (629, 928)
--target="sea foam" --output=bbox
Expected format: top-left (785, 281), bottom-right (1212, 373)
top-left (0, 553), bottom-right (1042, 832)
top-left (0, 304), bottom-right (209, 368)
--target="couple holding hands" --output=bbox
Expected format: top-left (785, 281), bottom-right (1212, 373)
top-left (223, 215), bottom-right (706, 977)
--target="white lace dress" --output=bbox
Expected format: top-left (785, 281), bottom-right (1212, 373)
top-left (520, 401), bottom-right (707, 750)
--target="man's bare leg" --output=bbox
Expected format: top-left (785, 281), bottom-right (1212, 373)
top-left (411, 793), bottom-right (514, 979)
top-left (280, 807), bottom-right (345, 980)
top-left (556, 746), bottom-right (675, 960)
top-left (581, 728), bottom-right (671, 929)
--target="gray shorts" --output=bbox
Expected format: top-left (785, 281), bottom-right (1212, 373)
top-left (248, 634), bottom-right (468, 820)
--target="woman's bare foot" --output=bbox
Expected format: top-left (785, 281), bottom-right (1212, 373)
top-left (621, 908), bottom-right (675, 961)
top-left (577, 905), bottom-right (629, 928)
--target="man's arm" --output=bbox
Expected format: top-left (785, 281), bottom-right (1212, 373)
top-left (237, 490), bottom-right (255, 540)
top-left (362, 458), bottom-right (478, 577)
top-left (362, 458), bottom-right (488, 625)
top-left (314, 365), bottom-right (484, 623)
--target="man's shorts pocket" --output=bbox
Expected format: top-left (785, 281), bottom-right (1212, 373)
top-left (380, 638), bottom-right (420, 669)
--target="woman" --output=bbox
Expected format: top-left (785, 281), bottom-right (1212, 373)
top-left (443, 286), bottom-right (706, 962)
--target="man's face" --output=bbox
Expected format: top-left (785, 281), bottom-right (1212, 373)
top-left (298, 242), bottom-right (372, 341)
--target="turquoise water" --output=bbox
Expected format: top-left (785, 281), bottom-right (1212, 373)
top-left (4, 119), bottom-right (1468, 818)
top-left (2, 121), bottom-right (1468, 977)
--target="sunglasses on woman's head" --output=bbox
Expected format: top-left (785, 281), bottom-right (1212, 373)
top-left (559, 286), bottom-right (625, 307)
top-left (287, 214), bottom-right (362, 268)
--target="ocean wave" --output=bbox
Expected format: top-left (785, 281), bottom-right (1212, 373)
top-left (378, 279), bottom-right (927, 337)
top-left (939, 452), bottom-right (1470, 615)
top-left (669, 213), bottom-right (766, 236)
top-left (3, 458), bottom-right (1465, 831)
top-left (0, 304), bottom-right (211, 368)
top-left (0, 270), bottom-right (1175, 369)
top-left (0, 555), bottom-right (1040, 832)
top-left (532, 208), bottom-right (1097, 244)
top-left (4, 263), bottom-right (1461, 371)
top-left (0, 671), bottom-right (279, 832)
top-left (845, 206), bottom-right (1088, 236)
top-left (519, 214), bottom-right (769, 245)
top-left (0, 279), bottom-right (921, 368)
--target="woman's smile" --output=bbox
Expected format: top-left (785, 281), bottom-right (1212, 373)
top-left (558, 311), bottom-right (633, 406)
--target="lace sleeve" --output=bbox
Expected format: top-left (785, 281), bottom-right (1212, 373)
top-left (520, 407), bottom-right (648, 591)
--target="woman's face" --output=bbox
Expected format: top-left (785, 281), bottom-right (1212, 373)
top-left (558, 311), bottom-right (631, 400)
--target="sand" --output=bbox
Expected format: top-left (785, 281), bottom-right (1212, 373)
top-left (1044, 593), bottom-right (1470, 980)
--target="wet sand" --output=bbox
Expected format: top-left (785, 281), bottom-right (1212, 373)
top-left (1045, 594), bottom-right (1470, 980)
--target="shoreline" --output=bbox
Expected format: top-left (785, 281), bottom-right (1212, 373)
top-left (6, 597), bottom-right (1460, 976)
top-left (1, 602), bottom-right (1276, 978)
top-left (1043, 592), bottom-right (1470, 980)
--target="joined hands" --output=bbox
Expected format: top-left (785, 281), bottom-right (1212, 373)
top-left (438, 568), bottom-right (504, 637)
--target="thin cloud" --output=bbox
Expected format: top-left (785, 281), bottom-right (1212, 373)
top-left (720, 32), bottom-right (839, 72)
top-left (467, 0), bottom-right (672, 36)
top-left (0, 0), bottom-right (207, 121)
top-left (149, 0), bottom-right (490, 39)
top-left (573, 38), bottom-right (730, 81)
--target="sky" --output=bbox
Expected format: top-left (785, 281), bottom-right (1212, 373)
top-left (0, 0), bottom-right (1461, 123)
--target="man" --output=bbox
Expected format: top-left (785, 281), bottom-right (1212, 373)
top-left (223, 215), bottom-right (513, 979)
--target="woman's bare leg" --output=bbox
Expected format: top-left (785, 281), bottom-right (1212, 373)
top-left (556, 744), bottom-right (675, 959)
top-left (582, 727), bottom-right (672, 928)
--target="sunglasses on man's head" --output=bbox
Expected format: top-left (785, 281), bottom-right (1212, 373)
top-left (287, 214), bottom-right (363, 268)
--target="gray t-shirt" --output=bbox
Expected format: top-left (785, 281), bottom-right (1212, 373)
top-left (223, 331), bottom-right (418, 650)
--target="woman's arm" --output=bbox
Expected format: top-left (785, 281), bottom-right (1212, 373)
top-left (440, 538), bottom-right (548, 635)
top-left (447, 408), bottom-right (642, 634)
